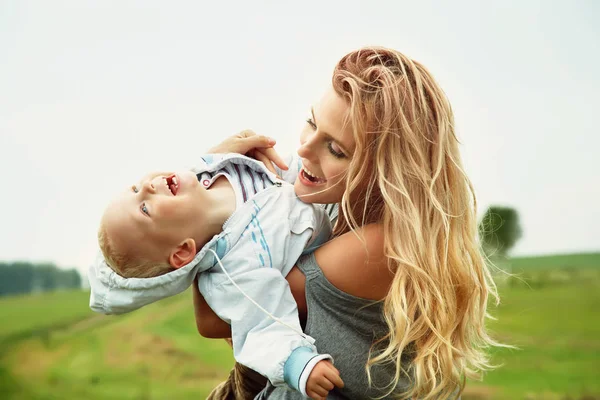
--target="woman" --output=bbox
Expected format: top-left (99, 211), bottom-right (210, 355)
top-left (194, 46), bottom-right (499, 399)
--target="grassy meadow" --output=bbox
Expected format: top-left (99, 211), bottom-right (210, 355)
top-left (0, 252), bottom-right (598, 400)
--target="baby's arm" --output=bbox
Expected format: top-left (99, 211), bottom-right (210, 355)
top-left (195, 171), bottom-right (334, 395)
top-left (193, 267), bottom-right (309, 338)
top-left (199, 265), bottom-right (324, 395)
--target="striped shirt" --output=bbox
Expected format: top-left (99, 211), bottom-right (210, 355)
top-left (196, 153), bottom-right (339, 225)
top-left (196, 162), bottom-right (275, 208)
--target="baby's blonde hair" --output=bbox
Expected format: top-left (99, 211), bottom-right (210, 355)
top-left (97, 223), bottom-right (174, 278)
top-left (332, 47), bottom-right (501, 399)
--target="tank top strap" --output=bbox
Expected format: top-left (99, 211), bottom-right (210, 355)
top-left (295, 252), bottom-right (322, 280)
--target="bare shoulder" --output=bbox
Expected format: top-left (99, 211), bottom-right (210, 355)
top-left (314, 223), bottom-right (393, 301)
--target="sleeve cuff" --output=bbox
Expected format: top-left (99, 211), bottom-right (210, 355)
top-left (283, 346), bottom-right (332, 396)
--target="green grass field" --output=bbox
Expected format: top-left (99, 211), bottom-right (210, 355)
top-left (0, 252), bottom-right (598, 400)
top-left (466, 254), bottom-right (600, 399)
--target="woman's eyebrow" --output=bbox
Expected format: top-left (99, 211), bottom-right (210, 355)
top-left (311, 107), bottom-right (329, 137)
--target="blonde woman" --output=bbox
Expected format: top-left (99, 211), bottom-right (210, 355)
top-left (194, 46), bottom-right (499, 399)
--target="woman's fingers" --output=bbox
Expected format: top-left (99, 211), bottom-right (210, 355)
top-left (259, 146), bottom-right (288, 171)
top-left (239, 134), bottom-right (276, 152)
top-left (251, 149), bottom-right (278, 175)
top-left (208, 129), bottom-right (289, 174)
top-left (208, 130), bottom-right (275, 154)
top-left (236, 129), bottom-right (257, 138)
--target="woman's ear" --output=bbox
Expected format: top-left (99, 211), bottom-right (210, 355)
top-left (169, 238), bottom-right (197, 268)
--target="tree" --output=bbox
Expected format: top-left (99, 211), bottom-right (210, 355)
top-left (35, 263), bottom-right (60, 292)
top-left (60, 269), bottom-right (82, 289)
top-left (0, 262), bottom-right (82, 297)
top-left (0, 262), bottom-right (35, 296)
top-left (479, 206), bottom-right (523, 257)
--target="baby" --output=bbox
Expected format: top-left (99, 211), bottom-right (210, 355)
top-left (88, 153), bottom-right (342, 397)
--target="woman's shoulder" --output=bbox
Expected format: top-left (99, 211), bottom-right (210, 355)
top-left (314, 223), bottom-right (393, 301)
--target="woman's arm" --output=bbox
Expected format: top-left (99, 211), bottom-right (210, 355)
top-left (192, 277), bottom-right (232, 338)
top-left (193, 224), bottom-right (390, 337)
top-left (193, 268), bottom-right (308, 338)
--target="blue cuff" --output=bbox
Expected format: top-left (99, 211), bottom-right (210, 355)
top-left (283, 346), bottom-right (319, 392)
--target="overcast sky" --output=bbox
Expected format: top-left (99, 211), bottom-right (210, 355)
top-left (1, 1), bottom-right (598, 278)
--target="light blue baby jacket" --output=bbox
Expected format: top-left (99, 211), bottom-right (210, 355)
top-left (88, 153), bottom-right (332, 390)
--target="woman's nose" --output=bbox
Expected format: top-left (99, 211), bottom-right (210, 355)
top-left (298, 131), bottom-right (318, 162)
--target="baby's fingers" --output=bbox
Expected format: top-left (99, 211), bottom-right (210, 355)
top-left (307, 384), bottom-right (329, 399)
top-left (324, 365), bottom-right (344, 389)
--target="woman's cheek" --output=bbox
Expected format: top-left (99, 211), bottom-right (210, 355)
top-left (327, 164), bottom-right (348, 186)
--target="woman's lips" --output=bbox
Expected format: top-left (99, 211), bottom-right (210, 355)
top-left (298, 168), bottom-right (327, 186)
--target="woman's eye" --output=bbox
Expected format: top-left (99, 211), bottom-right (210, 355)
top-left (327, 141), bottom-right (346, 159)
top-left (306, 118), bottom-right (317, 130)
top-left (132, 185), bottom-right (139, 194)
top-left (141, 202), bottom-right (149, 216)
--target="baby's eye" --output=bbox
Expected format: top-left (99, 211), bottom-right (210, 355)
top-left (141, 202), bottom-right (149, 216)
top-left (132, 185), bottom-right (139, 193)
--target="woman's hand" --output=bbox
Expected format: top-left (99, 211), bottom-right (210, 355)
top-left (209, 129), bottom-right (288, 175)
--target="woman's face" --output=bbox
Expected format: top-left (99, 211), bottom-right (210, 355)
top-left (294, 87), bottom-right (356, 204)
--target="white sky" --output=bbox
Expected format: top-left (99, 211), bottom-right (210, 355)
top-left (1, 1), bottom-right (599, 278)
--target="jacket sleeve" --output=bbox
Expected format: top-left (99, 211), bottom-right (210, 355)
top-left (200, 263), bottom-right (325, 390)
top-left (196, 181), bottom-right (332, 391)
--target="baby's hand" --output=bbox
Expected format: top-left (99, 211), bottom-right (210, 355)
top-left (305, 360), bottom-right (344, 400)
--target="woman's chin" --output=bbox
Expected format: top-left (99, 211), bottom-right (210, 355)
top-left (294, 179), bottom-right (342, 205)
top-left (294, 179), bottom-right (321, 204)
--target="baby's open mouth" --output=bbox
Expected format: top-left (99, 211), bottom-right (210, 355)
top-left (166, 175), bottom-right (179, 195)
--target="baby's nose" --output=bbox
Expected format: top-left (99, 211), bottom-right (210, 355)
top-left (143, 180), bottom-right (156, 194)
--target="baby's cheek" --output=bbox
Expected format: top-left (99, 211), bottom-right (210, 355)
top-left (162, 198), bottom-right (195, 220)
top-left (151, 201), bottom-right (175, 220)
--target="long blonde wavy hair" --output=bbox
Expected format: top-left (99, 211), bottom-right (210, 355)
top-left (331, 47), bottom-right (499, 399)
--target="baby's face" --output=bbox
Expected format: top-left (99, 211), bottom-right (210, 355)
top-left (101, 170), bottom-right (204, 265)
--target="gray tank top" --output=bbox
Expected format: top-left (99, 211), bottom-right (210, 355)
top-left (255, 252), bottom-right (412, 399)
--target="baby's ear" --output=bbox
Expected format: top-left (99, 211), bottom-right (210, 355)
top-left (169, 239), bottom-right (197, 269)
